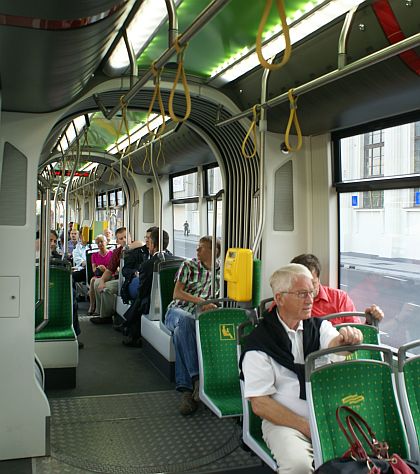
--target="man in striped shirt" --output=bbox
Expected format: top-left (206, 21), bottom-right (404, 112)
top-left (165, 235), bottom-right (221, 415)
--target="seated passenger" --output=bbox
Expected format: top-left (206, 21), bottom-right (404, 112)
top-left (164, 235), bottom-right (221, 416)
top-left (290, 254), bottom-right (384, 325)
top-left (67, 229), bottom-right (80, 261)
top-left (104, 228), bottom-right (115, 244)
top-left (240, 264), bottom-right (363, 474)
top-left (87, 234), bottom-right (113, 315)
top-left (72, 233), bottom-right (89, 284)
top-left (120, 226), bottom-right (157, 304)
top-left (91, 227), bottom-right (142, 324)
top-left (122, 228), bottom-right (175, 347)
top-left (49, 230), bottom-right (61, 259)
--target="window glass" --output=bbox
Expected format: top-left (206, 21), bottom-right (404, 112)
top-left (172, 171), bottom-right (198, 199)
top-left (206, 167), bottom-right (223, 195)
top-left (339, 123), bottom-right (418, 181)
top-left (109, 191), bottom-right (116, 207)
top-left (117, 189), bottom-right (124, 206)
top-left (102, 193), bottom-right (107, 208)
top-left (207, 199), bottom-right (222, 238)
top-left (173, 202), bottom-right (199, 258)
top-left (339, 189), bottom-right (420, 349)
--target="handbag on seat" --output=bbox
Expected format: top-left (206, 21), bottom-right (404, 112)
top-left (314, 406), bottom-right (419, 474)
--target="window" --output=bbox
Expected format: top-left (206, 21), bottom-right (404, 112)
top-left (362, 131), bottom-right (384, 208)
top-left (334, 116), bottom-right (420, 350)
top-left (413, 122), bottom-right (420, 207)
top-left (170, 165), bottom-right (222, 258)
top-left (205, 166), bottom-right (222, 196)
top-left (109, 190), bottom-right (116, 207)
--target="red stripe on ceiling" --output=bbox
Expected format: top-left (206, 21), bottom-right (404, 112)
top-left (372, 0), bottom-right (420, 75)
top-left (0, 1), bottom-right (127, 30)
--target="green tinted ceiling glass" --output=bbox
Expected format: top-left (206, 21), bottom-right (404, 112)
top-left (137, 0), bottom-right (316, 77)
top-left (86, 111), bottom-right (148, 150)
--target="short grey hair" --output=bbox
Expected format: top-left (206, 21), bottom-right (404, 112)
top-left (95, 234), bottom-right (106, 244)
top-left (269, 263), bottom-right (312, 295)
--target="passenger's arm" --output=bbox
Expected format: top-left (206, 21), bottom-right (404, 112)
top-left (250, 396), bottom-right (311, 439)
top-left (172, 281), bottom-right (217, 311)
top-left (97, 269), bottom-right (113, 290)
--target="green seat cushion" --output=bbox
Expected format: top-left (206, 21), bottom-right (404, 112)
top-left (199, 308), bottom-right (248, 416)
top-left (404, 358), bottom-right (420, 446)
top-left (159, 266), bottom-right (180, 323)
top-left (35, 266), bottom-right (75, 341)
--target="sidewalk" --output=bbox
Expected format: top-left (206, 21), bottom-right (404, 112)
top-left (341, 253), bottom-right (420, 282)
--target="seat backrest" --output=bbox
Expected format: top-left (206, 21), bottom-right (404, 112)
top-left (157, 259), bottom-right (184, 324)
top-left (197, 307), bottom-right (249, 416)
top-left (398, 341), bottom-right (420, 463)
top-left (306, 345), bottom-right (408, 467)
top-left (35, 265), bottom-right (73, 338)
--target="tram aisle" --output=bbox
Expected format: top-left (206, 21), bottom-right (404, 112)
top-left (29, 303), bottom-right (272, 474)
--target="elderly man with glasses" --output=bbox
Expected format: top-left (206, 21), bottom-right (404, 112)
top-left (240, 263), bottom-right (363, 474)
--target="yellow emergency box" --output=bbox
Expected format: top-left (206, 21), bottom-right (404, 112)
top-left (224, 248), bottom-right (253, 302)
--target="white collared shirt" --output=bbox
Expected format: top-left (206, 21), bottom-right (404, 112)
top-left (242, 314), bottom-right (339, 420)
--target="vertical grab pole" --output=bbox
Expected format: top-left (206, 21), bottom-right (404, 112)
top-left (211, 189), bottom-right (224, 299)
top-left (150, 141), bottom-right (164, 254)
top-left (62, 141), bottom-right (80, 259)
top-left (251, 63), bottom-right (271, 255)
top-left (37, 185), bottom-right (45, 305)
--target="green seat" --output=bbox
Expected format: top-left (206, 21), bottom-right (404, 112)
top-left (157, 259), bottom-right (184, 324)
top-left (398, 340), bottom-right (420, 464)
top-left (306, 345), bottom-right (409, 468)
top-left (35, 265), bottom-right (75, 341)
top-left (238, 320), bottom-right (277, 471)
top-left (196, 307), bottom-right (249, 417)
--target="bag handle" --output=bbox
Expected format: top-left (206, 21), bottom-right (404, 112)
top-left (336, 406), bottom-right (389, 459)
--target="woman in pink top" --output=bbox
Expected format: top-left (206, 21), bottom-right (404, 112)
top-left (88, 234), bottom-right (113, 315)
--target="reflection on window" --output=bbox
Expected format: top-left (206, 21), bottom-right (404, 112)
top-left (207, 200), bottom-right (222, 238)
top-left (171, 171), bottom-right (198, 199)
top-left (206, 167), bottom-right (222, 195)
top-left (340, 122), bottom-right (419, 182)
top-left (173, 202), bottom-right (199, 258)
top-left (339, 188), bottom-right (420, 349)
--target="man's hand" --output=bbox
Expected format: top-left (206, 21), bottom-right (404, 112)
top-left (337, 326), bottom-right (363, 345)
top-left (329, 326), bottom-right (363, 349)
top-left (98, 281), bottom-right (106, 292)
top-left (98, 265), bottom-right (106, 272)
top-left (365, 304), bottom-right (384, 323)
top-left (201, 303), bottom-right (218, 312)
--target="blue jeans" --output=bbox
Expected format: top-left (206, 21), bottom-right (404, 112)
top-left (164, 307), bottom-right (198, 391)
top-left (128, 276), bottom-right (140, 301)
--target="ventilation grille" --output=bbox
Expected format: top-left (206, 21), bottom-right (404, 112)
top-left (0, 143), bottom-right (27, 225)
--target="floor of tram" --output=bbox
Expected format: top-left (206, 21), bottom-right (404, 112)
top-left (0, 301), bottom-right (273, 474)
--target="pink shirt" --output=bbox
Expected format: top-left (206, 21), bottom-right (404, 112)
top-left (312, 284), bottom-right (361, 324)
top-left (91, 250), bottom-right (113, 269)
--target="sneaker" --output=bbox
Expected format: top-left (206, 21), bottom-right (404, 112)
top-left (192, 379), bottom-right (200, 402)
top-left (179, 392), bottom-right (198, 416)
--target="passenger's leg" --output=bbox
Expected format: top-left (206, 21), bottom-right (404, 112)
top-left (93, 278), bottom-right (102, 315)
top-left (262, 423), bottom-right (313, 474)
top-left (99, 279), bottom-right (118, 319)
top-left (165, 308), bottom-right (197, 391)
top-left (88, 276), bottom-right (97, 313)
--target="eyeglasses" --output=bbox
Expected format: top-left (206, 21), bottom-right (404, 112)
top-left (282, 290), bottom-right (315, 299)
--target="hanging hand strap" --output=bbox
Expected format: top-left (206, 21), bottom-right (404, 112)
top-left (241, 104), bottom-right (259, 159)
top-left (256, 0), bottom-right (292, 71)
top-left (146, 61), bottom-right (166, 138)
top-left (285, 89), bottom-right (302, 152)
top-left (168, 37), bottom-right (191, 123)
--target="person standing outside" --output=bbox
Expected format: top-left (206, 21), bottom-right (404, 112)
top-left (165, 235), bottom-right (221, 415)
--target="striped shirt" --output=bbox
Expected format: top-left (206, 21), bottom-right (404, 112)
top-left (167, 258), bottom-right (220, 314)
